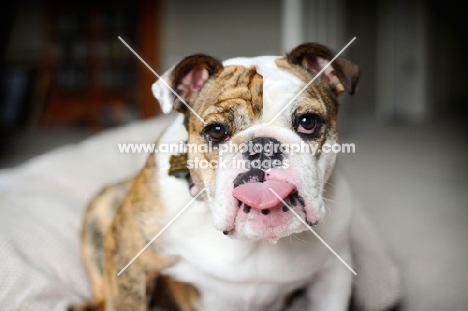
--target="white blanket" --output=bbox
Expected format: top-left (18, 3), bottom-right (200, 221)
top-left (0, 114), bottom-right (176, 310)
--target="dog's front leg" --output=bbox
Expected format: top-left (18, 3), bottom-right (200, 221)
top-left (104, 263), bottom-right (147, 311)
top-left (100, 157), bottom-right (175, 311)
top-left (103, 217), bottom-right (148, 311)
top-left (306, 248), bottom-right (353, 311)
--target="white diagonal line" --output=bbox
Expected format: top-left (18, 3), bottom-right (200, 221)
top-left (269, 188), bottom-right (357, 275)
top-left (117, 36), bottom-right (207, 124)
top-left (268, 37), bottom-right (356, 124)
top-left (117, 188), bottom-right (206, 276)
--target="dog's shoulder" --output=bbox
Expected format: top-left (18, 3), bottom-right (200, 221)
top-left (82, 180), bottom-right (132, 259)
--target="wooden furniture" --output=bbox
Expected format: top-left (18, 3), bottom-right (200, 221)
top-left (37, 0), bottom-right (160, 128)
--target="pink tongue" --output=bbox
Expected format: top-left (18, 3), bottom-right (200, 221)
top-left (233, 180), bottom-right (296, 210)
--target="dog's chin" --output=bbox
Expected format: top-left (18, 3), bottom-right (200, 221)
top-left (225, 194), bottom-right (320, 243)
top-left (232, 206), bottom-right (306, 243)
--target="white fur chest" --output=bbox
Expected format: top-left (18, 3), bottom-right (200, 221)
top-left (160, 199), bottom-right (329, 311)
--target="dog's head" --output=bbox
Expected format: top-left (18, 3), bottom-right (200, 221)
top-left (152, 43), bottom-right (359, 242)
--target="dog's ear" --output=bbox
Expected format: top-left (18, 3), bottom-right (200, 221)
top-left (287, 43), bottom-right (359, 96)
top-left (152, 55), bottom-right (223, 114)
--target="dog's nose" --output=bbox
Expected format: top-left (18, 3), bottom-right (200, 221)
top-left (243, 137), bottom-right (285, 170)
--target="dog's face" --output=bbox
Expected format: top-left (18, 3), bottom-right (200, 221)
top-left (153, 43), bottom-right (359, 242)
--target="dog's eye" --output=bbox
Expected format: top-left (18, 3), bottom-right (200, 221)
top-left (296, 114), bottom-right (317, 135)
top-left (204, 124), bottom-right (230, 143)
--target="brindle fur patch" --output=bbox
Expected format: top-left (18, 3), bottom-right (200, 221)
top-left (186, 65), bottom-right (264, 190)
top-left (276, 57), bottom-right (340, 152)
top-left (72, 154), bottom-right (199, 311)
top-left (192, 65), bottom-right (263, 134)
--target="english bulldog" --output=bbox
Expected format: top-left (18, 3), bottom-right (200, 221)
top-left (73, 43), bottom-right (401, 311)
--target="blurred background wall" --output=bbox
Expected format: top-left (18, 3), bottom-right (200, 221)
top-left (0, 0), bottom-right (467, 164)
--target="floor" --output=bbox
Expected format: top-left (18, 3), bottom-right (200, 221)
top-left (1, 113), bottom-right (467, 310)
top-left (338, 113), bottom-right (468, 311)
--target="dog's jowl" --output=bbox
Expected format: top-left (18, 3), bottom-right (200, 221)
top-left (72, 43), bottom-right (401, 311)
